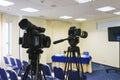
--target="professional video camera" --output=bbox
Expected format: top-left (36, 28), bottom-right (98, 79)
top-left (68, 26), bottom-right (87, 37)
top-left (68, 26), bottom-right (88, 46)
top-left (18, 19), bottom-right (51, 80)
top-left (53, 26), bottom-right (88, 45)
top-left (19, 18), bottom-right (51, 49)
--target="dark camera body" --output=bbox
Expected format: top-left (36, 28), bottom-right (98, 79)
top-left (68, 26), bottom-right (88, 46)
top-left (53, 26), bottom-right (88, 46)
top-left (19, 19), bottom-right (51, 49)
top-left (19, 32), bottom-right (50, 49)
top-left (68, 26), bottom-right (81, 36)
top-left (68, 26), bottom-right (88, 38)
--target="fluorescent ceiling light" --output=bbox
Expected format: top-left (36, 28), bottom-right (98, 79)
top-left (59, 16), bottom-right (72, 19)
top-left (0, 0), bottom-right (14, 6)
top-left (75, 18), bottom-right (87, 21)
top-left (21, 7), bottom-right (39, 12)
top-left (96, 6), bottom-right (115, 12)
top-left (113, 11), bottom-right (120, 15)
top-left (75, 0), bottom-right (94, 3)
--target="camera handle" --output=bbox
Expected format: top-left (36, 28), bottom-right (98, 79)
top-left (22, 48), bottom-right (46, 80)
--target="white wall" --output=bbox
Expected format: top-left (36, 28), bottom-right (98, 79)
top-left (80, 17), bottom-right (120, 67)
top-left (0, 13), bottom-right (20, 67)
top-left (0, 13), bottom-right (120, 68)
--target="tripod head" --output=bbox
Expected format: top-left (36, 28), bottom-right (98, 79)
top-left (53, 26), bottom-right (88, 47)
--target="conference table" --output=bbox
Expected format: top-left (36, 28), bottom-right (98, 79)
top-left (51, 54), bottom-right (92, 73)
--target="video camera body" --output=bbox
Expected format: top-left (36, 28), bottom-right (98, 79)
top-left (19, 19), bottom-right (51, 49)
top-left (53, 26), bottom-right (88, 46)
top-left (68, 26), bottom-right (88, 46)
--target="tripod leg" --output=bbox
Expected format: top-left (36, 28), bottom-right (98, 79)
top-left (22, 65), bottom-right (31, 80)
top-left (75, 58), bottom-right (81, 80)
top-left (68, 52), bottom-right (74, 80)
top-left (69, 52), bottom-right (73, 71)
top-left (42, 69), bottom-right (46, 80)
top-left (64, 52), bottom-right (69, 79)
top-left (66, 52), bottom-right (74, 80)
top-left (39, 64), bottom-right (46, 80)
top-left (77, 54), bottom-right (86, 80)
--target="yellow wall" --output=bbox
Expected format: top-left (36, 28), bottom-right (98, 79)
top-left (0, 13), bottom-right (120, 68)
top-left (0, 13), bottom-right (19, 67)
top-left (46, 20), bottom-right (80, 62)
top-left (80, 16), bottom-right (120, 67)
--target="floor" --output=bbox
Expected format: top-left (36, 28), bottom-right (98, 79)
top-left (47, 62), bottom-right (120, 80)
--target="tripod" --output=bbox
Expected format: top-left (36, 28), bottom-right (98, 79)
top-left (64, 46), bottom-right (86, 80)
top-left (22, 48), bottom-right (46, 80)
top-left (53, 26), bottom-right (88, 80)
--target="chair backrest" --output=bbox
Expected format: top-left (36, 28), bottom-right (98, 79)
top-left (83, 51), bottom-right (89, 55)
top-left (16, 58), bottom-right (22, 69)
top-left (22, 60), bottom-right (29, 70)
top-left (43, 64), bottom-right (52, 76)
top-left (53, 67), bottom-right (64, 80)
top-left (3, 56), bottom-right (9, 65)
top-left (7, 70), bottom-right (18, 80)
top-left (10, 57), bottom-right (17, 67)
top-left (0, 68), bottom-right (8, 80)
top-left (68, 70), bottom-right (81, 80)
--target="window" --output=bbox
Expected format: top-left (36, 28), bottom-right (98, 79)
top-left (2, 23), bottom-right (12, 56)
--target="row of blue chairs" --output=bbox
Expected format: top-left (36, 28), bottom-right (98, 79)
top-left (0, 66), bottom-right (62, 80)
top-left (3, 57), bottom-right (56, 79)
top-left (3, 56), bottom-right (28, 69)
top-left (3, 56), bottom-right (82, 80)
top-left (0, 67), bottom-right (22, 80)
top-left (0, 67), bottom-right (31, 80)
top-left (3, 56), bottom-right (29, 75)
top-left (0, 66), bottom-right (63, 80)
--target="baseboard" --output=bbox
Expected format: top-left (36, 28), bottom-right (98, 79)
top-left (92, 62), bottom-right (119, 69)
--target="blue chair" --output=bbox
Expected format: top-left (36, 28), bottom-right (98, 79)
top-left (83, 51), bottom-right (89, 56)
top-left (68, 70), bottom-right (79, 80)
top-left (43, 64), bottom-right (52, 76)
top-left (0, 68), bottom-right (8, 80)
top-left (68, 70), bottom-right (86, 80)
top-left (7, 70), bottom-right (18, 80)
top-left (53, 67), bottom-right (64, 80)
top-left (3, 56), bottom-right (12, 67)
top-left (7, 70), bottom-right (30, 80)
top-left (16, 58), bottom-right (24, 75)
top-left (43, 64), bottom-right (53, 79)
top-left (9, 57), bottom-right (19, 74)
top-left (22, 60), bottom-right (29, 70)
top-left (16, 58), bottom-right (23, 69)
top-left (9, 57), bottom-right (18, 69)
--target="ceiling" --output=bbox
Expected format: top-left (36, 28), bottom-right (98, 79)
top-left (0, 0), bottom-right (120, 22)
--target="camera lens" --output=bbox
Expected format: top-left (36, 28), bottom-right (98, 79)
top-left (80, 31), bottom-right (88, 38)
top-left (43, 36), bottom-right (51, 48)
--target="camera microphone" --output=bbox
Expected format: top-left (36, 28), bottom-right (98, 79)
top-left (19, 19), bottom-right (30, 30)
top-left (19, 18), bottom-right (45, 32)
